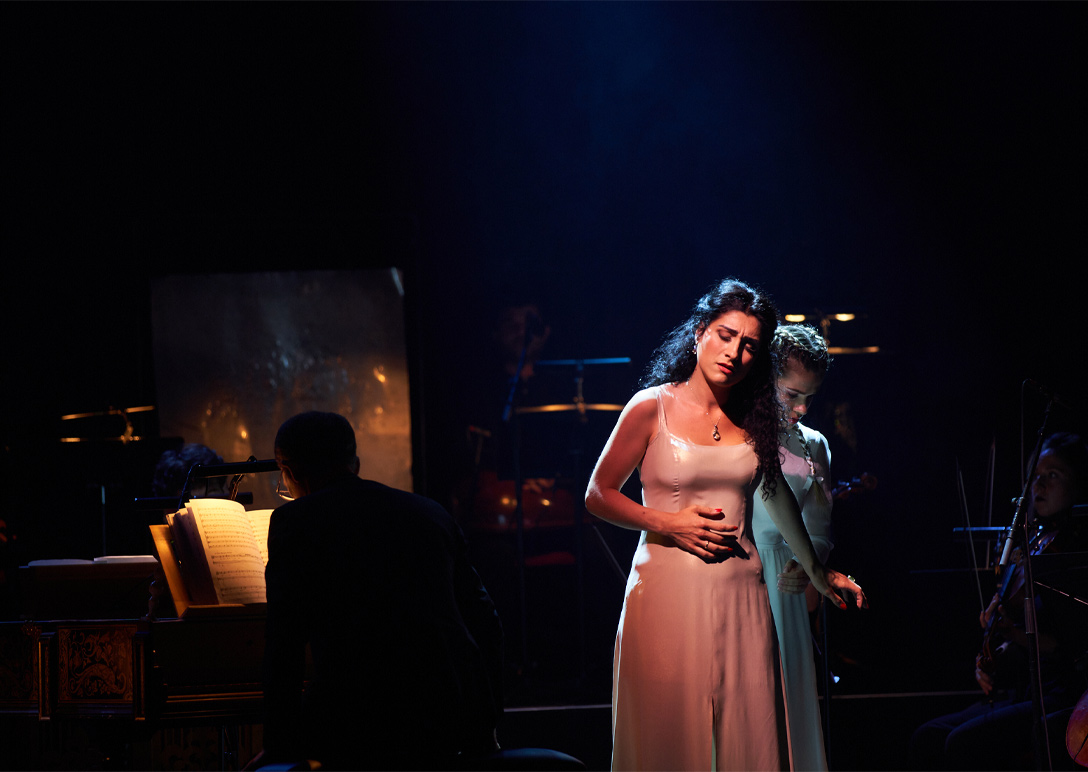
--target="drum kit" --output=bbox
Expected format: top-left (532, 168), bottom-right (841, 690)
top-left (481, 356), bottom-right (632, 679)
top-left (59, 405), bottom-right (157, 444)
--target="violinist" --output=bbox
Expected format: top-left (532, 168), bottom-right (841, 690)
top-left (909, 432), bottom-right (1088, 770)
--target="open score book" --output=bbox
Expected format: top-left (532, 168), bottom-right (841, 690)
top-left (163, 498), bottom-right (273, 608)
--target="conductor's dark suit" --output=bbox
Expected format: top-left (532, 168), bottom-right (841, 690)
top-left (262, 475), bottom-right (503, 770)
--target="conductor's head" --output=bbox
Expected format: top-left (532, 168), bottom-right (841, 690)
top-left (274, 411), bottom-right (360, 500)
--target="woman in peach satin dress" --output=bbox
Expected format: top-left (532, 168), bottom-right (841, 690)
top-left (586, 279), bottom-right (865, 771)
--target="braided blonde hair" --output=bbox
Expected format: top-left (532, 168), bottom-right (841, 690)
top-left (772, 324), bottom-right (832, 505)
top-left (772, 323), bottom-right (831, 377)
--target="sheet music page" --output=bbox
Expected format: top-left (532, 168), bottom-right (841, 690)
top-left (186, 499), bottom-right (267, 605)
top-left (247, 509), bottom-right (273, 565)
top-left (209, 565), bottom-right (267, 605)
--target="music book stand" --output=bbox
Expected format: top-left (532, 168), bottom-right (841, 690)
top-left (149, 525), bottom-right (255, 619)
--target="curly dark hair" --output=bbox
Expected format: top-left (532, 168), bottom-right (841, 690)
top-left (642, 277), bottom-right (782, 497)
top-left (152, 443), bottom-right (224, 497)
top-left (772, 323), bottom-right (832, 378)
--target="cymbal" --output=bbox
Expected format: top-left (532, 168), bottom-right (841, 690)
top-left (826, 346), bottom-right (880, 355)
top-left (516, 402), bottom-right (624, 414)
top-left (534, 357), bottom-right (631, 367)
top-left (59, 405), bottom-right (156, 444)
top-left (60, 405), bottom-right (156, 421)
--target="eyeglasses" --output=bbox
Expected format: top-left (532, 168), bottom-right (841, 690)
top-left (275, 472), bottom-right (295, 501)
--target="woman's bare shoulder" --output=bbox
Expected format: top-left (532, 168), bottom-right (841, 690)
top-left (622, 386), bottom-right (663, 417)
top-left (604, 386), bottom-right (658, 439)
top-left (627, 385), bottom-right (660, 405)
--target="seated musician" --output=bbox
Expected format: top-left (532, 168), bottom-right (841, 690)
top-left (255, 411), bottom-right (504, 771)
top-left (152, 443), bottom-right (228, 499)
top-left (909, 431), bottom-right (1088, 770)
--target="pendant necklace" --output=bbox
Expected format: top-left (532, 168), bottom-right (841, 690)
top-left (687, 381), bottom-right (722, 441)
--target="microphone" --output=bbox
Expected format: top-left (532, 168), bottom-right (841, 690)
top-left (1026, 380), bottom-right (1076, 412)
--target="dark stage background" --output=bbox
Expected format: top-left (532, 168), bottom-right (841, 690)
top-left (3, 2), bottom-right (1087, 768)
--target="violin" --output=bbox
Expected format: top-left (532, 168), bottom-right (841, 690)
top-left (976, 526), bottom-right (1059, 680)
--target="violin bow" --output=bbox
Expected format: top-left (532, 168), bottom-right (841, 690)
top-left (957, 458), bottom-right (987, 615)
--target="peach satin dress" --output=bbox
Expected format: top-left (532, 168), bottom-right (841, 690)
top-left (611, 385), bottom-right (791, 771)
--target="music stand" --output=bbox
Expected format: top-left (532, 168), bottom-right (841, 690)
top-left (133, 458), bottom-right (280, 513)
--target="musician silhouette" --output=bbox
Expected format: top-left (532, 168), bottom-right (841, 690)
top-left (256, 411), bottom-right (504, 770)
top-left (909, 432), bottom-right (1088, 770)
top-left (151, 443), bottom-right (227, 499)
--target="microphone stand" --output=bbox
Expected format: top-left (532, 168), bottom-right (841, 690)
top-left (562, 359), bottom-right (630, 683)
top-left (1000, 397), bottom-right (1054, 771)
top-left (535, 358), bottom-right (631, 588)
top-left (522, 356), bottom-right (631, 689)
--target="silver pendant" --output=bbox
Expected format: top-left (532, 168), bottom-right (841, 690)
top-left (712, 424), bottom-right (721, 441)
